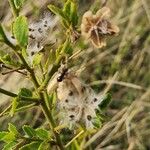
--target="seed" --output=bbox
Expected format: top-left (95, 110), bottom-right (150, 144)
top-left (38, 28), bottom-right (42, 33)
top-left (85, 97), bottom-right (88, 103)
top-left (11, 35), bottom-right (15, 39)
top-left (87, 115), bottom-right (92, 121)
top-left (29, 28), bottom-right (32, 31)
top-left (29, 34), bottom-right (35, 39)
top-left (44, 24), bottom-right (47, 27)
top-left (81, 86), bottom-right (86, 93)
top-left (29, 28), bottom-right (34, 32)
top-left (69, 91), bottom-right (73, 96)
top-left (57, 76), bottom-right (62, 82)
top-left (65, 99), bottom-right (68, 103)
top-left (70, 108), bottom-right (75, 111)
top-left (37, 42), bottom-right (40, 48)
top-left (93, 98), bottom-right (98, 102)
top-left (31, 51), bottom-right (35, 56)
top-left (69, 115), bottom-right (75, 119)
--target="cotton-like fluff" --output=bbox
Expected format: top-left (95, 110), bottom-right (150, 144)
top-left (56, 69), bottom-right (105, 129)
top-left (8, 12), bottom-right (58, 64)
top-left (27, 13), bottom-right (58, 63)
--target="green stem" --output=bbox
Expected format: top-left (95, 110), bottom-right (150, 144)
top-left (0, 88), bottom-right (17, 97)
top-left (40, 92), bottom-right (64, 150)
top-left (0, 24), bottom-right (16, 50)
top-left (0, 103), bottom-right (37, 117)
top-left (8, 0), bottom-right (19, 18)
top-left (0, 88), bottom-right (39, 102)
top-left (1, 65), bottom-right (27, 76)
top-left (20, 60), bottom-right (63, 148)
top-left (15, 53), bottom-right (63, 149)
top-left (0, 104), bottom-right (12, 117)
top-left (0, 24), bottom-right (39, 88)
top-left (17, 52), bottom-right (40, 88)
top-left (39, 64), bottom-right (60, 91)
top-left (1, 17), bottom-right (64, 150)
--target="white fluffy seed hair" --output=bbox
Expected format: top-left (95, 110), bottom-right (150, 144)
top-left (27, 12), bottom-right (59, 63)
top-left (40, 12), bottom-right (59, 29)
top-left (56, 72), bottom-right (105, 129)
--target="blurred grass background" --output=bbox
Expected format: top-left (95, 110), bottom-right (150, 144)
top-left (0, 0), bottom-right (150, 149)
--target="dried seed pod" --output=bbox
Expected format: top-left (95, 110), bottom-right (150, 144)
top-left (81, 7), bottom-right (119, 48)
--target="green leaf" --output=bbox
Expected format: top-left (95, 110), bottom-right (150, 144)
top-left (70, 2), bottom-right (78, 27)
top-left (61, 19), bottom-right (70, 29)
top-left (48, 5), bottom-right (70, 28)
top-left (35, 128), bottom-right (50, 140)
top-left (14, 0), bottom-right (25, 9)
top-left (13, 16), bottom-right (28, 47)
top-left (99, 93), bottom-right (112, 110)
top-left (38, 140), bottom-right (50, 150)
top-left (10, 98), bottom-right (18, 117)
top-left (2, 141), bottom-right (17, 150)
top-left (47, 50), bottom-right (56, 64)
top-left (16, 101), bottom-right (35, 109)
top-left (48, 5), bottom-right (68, 21)
top-left (62, 39), bottom-right (73, 55)
top-left (2, 132), bottom-right (16, 143)
top-left (32, 53), bottom-right (43, 67)
top-left (63, 0), bottom-right (71, 17)
top-left (56, 45), bottom-right (63, 58)
top-left (50, 92), bottom-right (57, 105)
top-left (22, 48), bottom-right (28, 62)
top-left (8, 123), bottom-right (19, 135)
top-left (63, 0), bottom-right (78, 27)
top-left (0, 54), bottom-right (11, 64)
top-left (44, 50), bottom-right (56, 71)
top-left (0, 54), bottom-right (15, 66)
top-left (92, 117), bottom-right (102, 128)
top-left (19, 141), bottom-right (41, 150)
top-left (18, 88), bottom-right (32, 97)
top-left (22, 125), bottom-right (36, 137)
top-left (0, 132), bottom-right (8, 140)
top-left (55, 39), bottom-right (73, 58)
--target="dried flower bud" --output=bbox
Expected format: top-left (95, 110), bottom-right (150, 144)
top-left (81, 7), bottom-right (119, 48)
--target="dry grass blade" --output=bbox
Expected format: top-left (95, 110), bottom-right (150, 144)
top-left (141, 0), bottom-right (150, 24)
top-left (90, 80), bottom-right (145, 90)
top-left (83, 107), bottom-right (127, 149)
top-left (96, 90), bottom-right (150, 149)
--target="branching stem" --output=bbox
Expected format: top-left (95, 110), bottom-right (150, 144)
top-left (1, 8), bottom-right (64, 149)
